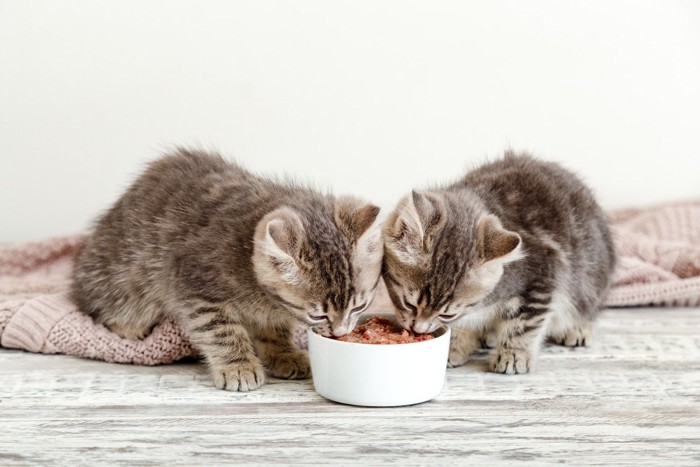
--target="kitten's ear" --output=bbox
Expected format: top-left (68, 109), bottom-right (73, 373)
top-left (254, 207), bottom-right (305, 283)
top-left (384, 191), bottom-right (446, 264)
top-left (477, 215), bottom-right (523, 264)
top-left (411, 191), bottom-right (446, 242)
top-left (334, 196), bottom-right (381, 243)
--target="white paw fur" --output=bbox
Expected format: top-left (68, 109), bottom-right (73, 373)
top-left (489, 348), bottom-right (535, 375)
top-left (213, 361), bottom-right (266, 391)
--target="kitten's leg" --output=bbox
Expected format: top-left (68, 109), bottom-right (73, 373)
top-left (489, 292), bottom-right (552, 375)
top-left (548, 293), bottom-right (598, 347)
top-left (253, 323), bottom-right (310, 379)
top-left (101, 299), bottom-right (165, 340)
top-left (187, 306), bottom-right (266, 391)
top-left (447, 325), bottom-right (480, 367)
top-left (480, 323), bottom-right (500, 349)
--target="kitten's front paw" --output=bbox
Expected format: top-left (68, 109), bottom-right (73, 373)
top-left (267, 351), bottom-right (311, 380)
top-left (489, 348), bottom-right (534, 375)
top-left (212, 361), bottom-right (266, 391)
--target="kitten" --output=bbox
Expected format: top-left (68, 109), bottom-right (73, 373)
top-left (72, 148), bottom-right (382, 391)
top-left (382, 151), bottom-right (615, 374)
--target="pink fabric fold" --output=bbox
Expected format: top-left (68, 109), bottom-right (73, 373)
top-left (1, 199), bottom-right (699, 364)
top-left (0, 234), bottom-right (196, 364)
top-left (605, 199), bottom-right (700, 307)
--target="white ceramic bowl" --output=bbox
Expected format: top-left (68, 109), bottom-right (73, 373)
top-left (307, 314), bottom-right (450, 407)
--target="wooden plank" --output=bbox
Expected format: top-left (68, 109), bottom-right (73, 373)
top-left (1, 308), bottom-right (699, 465)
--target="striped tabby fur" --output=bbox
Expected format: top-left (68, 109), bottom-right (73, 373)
top-left (72, 149), bottom-right (382, 391)
top-left (382, 151), bottom-right (615, 374)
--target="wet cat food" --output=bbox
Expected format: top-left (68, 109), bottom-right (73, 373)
top-left (335, 316), bottom-right (434, 344)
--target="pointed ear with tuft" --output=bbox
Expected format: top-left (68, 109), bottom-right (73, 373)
top-left (411, 190), bottom-right (446, 245)
top-left (384, 191), bottom-right (446, 263)
top-left (255, 207), bottom-right (306, 283)
top-left (334, 196), bottom-right (381, 243)
top-left (477, 214), bottom-right (523, 264)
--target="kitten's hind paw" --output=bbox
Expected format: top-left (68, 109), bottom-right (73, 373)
top-left (213, 361), bottom-right (266, 391)
top-left (489, 348), bottom-right (534, 375)
top-left (549, 326), bottom-right (590, 347)
top-left (107, 322), bottom-right (152, 341)
top-left (448, 328), bottom-right (479, 368)
top-left (448, 342), bottom-right (473, 368)
top-left (266, 350), bottom-right (311, 380)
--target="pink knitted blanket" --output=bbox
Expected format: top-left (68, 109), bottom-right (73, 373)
top-left (605, 200), bottom-right (700, 307)
top-left (2, 200), bottom-right (699, 364)
top-left (0, 234), bottom-right (196, 364)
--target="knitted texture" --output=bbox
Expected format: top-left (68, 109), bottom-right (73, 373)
top-left (0, 235), bottom-right (197, 364)
top-left (605, 200), bottom-right (700, 307)
top-left (1, 200), bottom-right (698, 364)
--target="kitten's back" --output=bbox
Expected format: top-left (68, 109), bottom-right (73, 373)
top-left (457, 152), bottom-right (615, 317)
top-left (458, 152), bottom-right (603, 241)
top-left (71, 149), bottom-right (265, 322)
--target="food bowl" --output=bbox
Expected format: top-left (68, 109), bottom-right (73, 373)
top-left (307, 314), bottom-right (450, 407)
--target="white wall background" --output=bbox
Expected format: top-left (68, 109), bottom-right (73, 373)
top-left (2, 0), bottom-right (699, 243)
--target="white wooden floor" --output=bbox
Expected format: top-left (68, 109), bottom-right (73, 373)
top-left (1, 308), bottom-right (699, 466)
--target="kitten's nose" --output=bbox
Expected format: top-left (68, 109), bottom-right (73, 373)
top-left (412, 321), bottom-right (431, 334)
top-left (331, 323), bottom-right (351, 337)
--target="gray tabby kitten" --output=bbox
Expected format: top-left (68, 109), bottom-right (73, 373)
top-left (382, 151), bottom-right (615, 374)
top-left (72, 149), bottom-right (382, 391)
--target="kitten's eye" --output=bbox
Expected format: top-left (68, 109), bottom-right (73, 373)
top-left (402, 297), bottom-right (417, 313)
top-left (350, 301), bottom-right (368, 314)
top-left (438, 313), bottom-right (459, 322)
top-left (307, 314), bottom-right (328, 324)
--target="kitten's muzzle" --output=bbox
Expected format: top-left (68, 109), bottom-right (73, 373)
top-left (412, 317), bottom-right (444, 335)
top-left (331, 323), bottom-right (352, 337)
top-left (313, 323), bottom-right (333, 337)
top-left (412, 321), bottom-right (433, 334)
top-left (310, 316), bottom-right (354, 338)
top-left (312, 323), bottom-right (349, 338)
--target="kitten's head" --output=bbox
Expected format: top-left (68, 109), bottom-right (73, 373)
top-left (382, 191), bottom-right (523, 334)
top-left (253, 196), bottom-right (382, 337)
